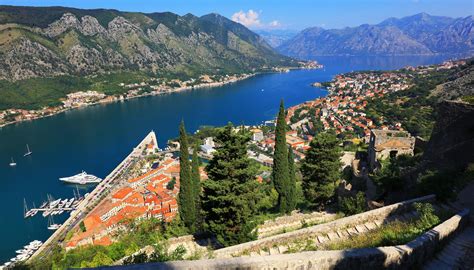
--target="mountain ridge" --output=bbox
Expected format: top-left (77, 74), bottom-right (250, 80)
top-left (0, 5), bottom-right (297, 81)
top-left (278, 13), bottom-right (474, 58)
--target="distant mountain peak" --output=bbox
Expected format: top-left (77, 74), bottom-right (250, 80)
top-left (278, 12), bottom-right (473, 57)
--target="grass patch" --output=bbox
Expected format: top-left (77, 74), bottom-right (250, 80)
top-left (324, 203), bottom-right (444, 250)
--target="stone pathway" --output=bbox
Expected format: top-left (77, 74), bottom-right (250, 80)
top-left (424, 181), bottom-right (474, 270)
top-left (238, 210), bottom-right (423, 258)
top-left (423, 226), bottom-right (474, 270)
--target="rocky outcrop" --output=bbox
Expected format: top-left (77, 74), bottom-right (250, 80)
top-left (0, 38), bottom-right (69, 80)
top-left (423, 101), bottom-right (474, 170)
top-left (432, 60), bottom-right (474, 101)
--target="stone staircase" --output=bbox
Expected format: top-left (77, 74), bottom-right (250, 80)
top-left (423, 226), bottom-right (474, 270)
top-left (257, 211), bottom-right (338, 239)
top-left (239, 210), bottom-right (423, 258)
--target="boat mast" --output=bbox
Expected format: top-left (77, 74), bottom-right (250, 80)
top-left (23, 198), bottom-right (28, 217)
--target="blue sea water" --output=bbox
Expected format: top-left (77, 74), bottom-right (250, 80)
top-left (0, 55), bottom-right (453, 263)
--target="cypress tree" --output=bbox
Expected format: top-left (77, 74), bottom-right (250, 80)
top-left (301, 132), bottom-right (342, 208)
top-left (202, 123), bottom-right (259, 246)
top-left (287, 146), bottom-right (297, 212)
top-left (178, 121), bottom-right (196, 232)
top-left (272, 100), bottom-right (290, 213)
top-left (191, 142), bottom-right (202, 229)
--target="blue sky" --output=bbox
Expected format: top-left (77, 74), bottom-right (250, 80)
top-left (1, 0), bottom-right (472, 30)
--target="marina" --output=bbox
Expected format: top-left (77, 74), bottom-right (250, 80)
top-left (1, 240), bottom-right (42, 268)
top-left (24, 192), bottom-right (85, 219)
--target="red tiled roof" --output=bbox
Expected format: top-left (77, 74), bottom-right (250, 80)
top-left (112, 187), bottom-right (133, 200)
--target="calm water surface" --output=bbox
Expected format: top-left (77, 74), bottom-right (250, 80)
top-left (0, 55), bottom-right (453, 262)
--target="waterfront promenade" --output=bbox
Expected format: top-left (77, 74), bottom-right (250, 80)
top-left (27, 131), bottom-right (158, 263)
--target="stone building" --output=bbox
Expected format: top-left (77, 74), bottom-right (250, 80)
top-left (368, 129), bottom-right (415, 170)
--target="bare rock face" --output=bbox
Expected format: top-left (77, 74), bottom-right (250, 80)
top-left (66, 45), bottom-right (105, 73)
top-left (80, 16), bottom-right (106, 36)
top-left (423, 101), bottom-right (474, 170)
top-left (44, 13), bottom-right (81, 37)
top-left (0, 7), bottom-right (291, 81)
top-left (107, 16), bottom-right (142, 41)
top-left (0, 38), bottom-right (69, 80)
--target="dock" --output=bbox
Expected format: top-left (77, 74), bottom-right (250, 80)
top-left (27, 131), bottom-right (158, 263)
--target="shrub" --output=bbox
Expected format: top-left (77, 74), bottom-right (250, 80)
top-left (338, 192), bottom-right (366, 215)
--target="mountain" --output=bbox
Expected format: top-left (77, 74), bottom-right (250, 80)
top-left (0, 6), bottom-right (296, 81)
top-left (278, 13), bottom-right (474, 58)
top-left (254, 29), bottom-right (298, 48)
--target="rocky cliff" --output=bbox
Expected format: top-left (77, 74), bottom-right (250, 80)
top-left (422, 101), bottom-right (474, 170)
top-left (0, 6), bottom-right (296, 81)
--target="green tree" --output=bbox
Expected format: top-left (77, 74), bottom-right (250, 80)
top-left (191, 142), bottom-right (202, 230)
top-left (202, 123), bottom-right (259, 246)
top-left (166, 177), bottom-right (176, 190)
top-left (301, 132), bottom-right (342, 208)
top-left (287, 146), bottom-right (297, 212)
top-left (272, 100), bottom-right (291, 213)
top-left (178, 120), bottom-right (196, 232)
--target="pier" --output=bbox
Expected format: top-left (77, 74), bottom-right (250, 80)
top-left (27, 131), bottom-right (158, 263)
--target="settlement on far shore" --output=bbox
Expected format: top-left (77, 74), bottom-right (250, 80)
top-left (0, 61), bottom-right (322, 128)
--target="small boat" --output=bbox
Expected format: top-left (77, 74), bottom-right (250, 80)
top-left (48, 216), bottom-right (61, 230)
top-left (9, 157), bottom-right (16, 167)
top-left (15, 249), bottom-right (26, 254)
top-left (49, 198), bottom-right (61, 208)
top-left (24, 144), bottom-right (32, 156)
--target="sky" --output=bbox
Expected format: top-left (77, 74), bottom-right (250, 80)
top-left (0, 0), bottom-right (472, 30)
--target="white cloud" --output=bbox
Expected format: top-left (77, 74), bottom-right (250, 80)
top-left (231, 10), bottom-right (262, 28)
top-left (231, 10), bottom-right (284, 29)
top-left (269, 20), bottom-right (281, 28)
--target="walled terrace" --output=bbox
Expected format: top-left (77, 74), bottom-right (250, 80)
top-left (109, 194), bottom-right (470, 269)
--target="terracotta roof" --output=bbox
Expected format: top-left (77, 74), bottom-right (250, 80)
top-left (124, 192), bottom-right (144, 205)
top-left (112, 187), bottom-right (133, 200)
top-left (375, 139), bottom-right (412, 151)
top-left (93, 236), bottom-right (112, 246)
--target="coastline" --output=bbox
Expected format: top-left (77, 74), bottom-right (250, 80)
top-left (0, 62), bottom-right (324, 130)
top-left (0, 73), bottom-right (257, 129)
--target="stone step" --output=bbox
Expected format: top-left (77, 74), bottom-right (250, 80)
top-left (374, 219), bottom-right (383, 227)
top-left (346, 227), bottom-right (358, 236)
top-left (355, 224), bottom-right (367, 233)
top-left (327, 232), bottom-right (339, 241)
top-left (278, 245), bottom-right (288, 254)
top-left (269, 247), bottom-right (280, 255)
top-left (424, 259), bottom-right (454, 270)
top-left (317, 235), bottom-right (329, 244)
top-left (437, 253), bottom-right (460, 267)
top-left (337, 230), bottom-right (349, 238)
top-left (364, 222), bottom-right (377, 231)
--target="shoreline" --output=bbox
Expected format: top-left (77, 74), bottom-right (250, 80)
top-left (27, 131), bottom-right (158, 263)
top-left (0, 73), bottom-right (258, 129)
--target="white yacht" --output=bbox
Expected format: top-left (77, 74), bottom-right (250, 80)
top-left (9, 157), bottom-right (16, 167)
top-left (24, 144), bottom-right (32, 157)
top-left (59, 171), bottom-right (102, 184)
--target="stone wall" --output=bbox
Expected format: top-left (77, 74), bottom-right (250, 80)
top-left (211, 194), bottom-right (435, 258)
top-left (257, 211), bottom-right (338, 239)
top-left (99, 205), bottom-right (470, 270)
